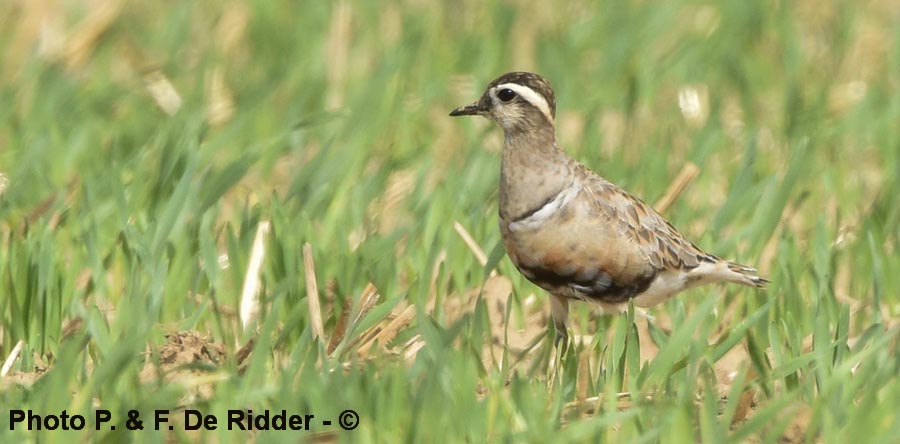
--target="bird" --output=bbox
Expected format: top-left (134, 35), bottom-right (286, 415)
top-left (449, 72), bottom-right (767, 342)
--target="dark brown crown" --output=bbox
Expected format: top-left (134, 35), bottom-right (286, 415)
top-left (487, 72), bottom-right (556, 119)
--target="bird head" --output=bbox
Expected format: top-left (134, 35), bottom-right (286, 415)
top-left (450, 72), bottom-right (556, 133)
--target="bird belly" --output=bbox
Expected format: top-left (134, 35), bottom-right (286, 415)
top-left (631, 269), bottom-right (688, 307)
top-left (500, 200), bottom-right (654, 303)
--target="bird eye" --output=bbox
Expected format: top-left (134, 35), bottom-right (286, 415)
top-left (497, 88), bottom-right (517, 102)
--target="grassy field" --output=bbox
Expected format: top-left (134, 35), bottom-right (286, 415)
top-left (1, 0), bottom-right (898, 442)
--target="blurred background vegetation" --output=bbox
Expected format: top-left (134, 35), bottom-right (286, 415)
top-left (0, 0), bottom-right (897, 443)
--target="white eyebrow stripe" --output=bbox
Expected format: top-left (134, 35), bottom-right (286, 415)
top-left (495, 83), bottom-right (553, 123)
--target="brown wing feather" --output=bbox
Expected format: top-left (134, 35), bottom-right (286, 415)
top-left (583, 170), bottom-right (717, 272)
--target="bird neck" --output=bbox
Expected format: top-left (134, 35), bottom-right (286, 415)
top-left (499, 127), bottom-right (576, 222)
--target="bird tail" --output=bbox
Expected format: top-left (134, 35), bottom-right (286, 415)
top-left (724, 261), bottom-right (769, 289)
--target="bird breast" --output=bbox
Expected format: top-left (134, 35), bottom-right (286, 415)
top-left (500, 184), bottom-right (656, 303)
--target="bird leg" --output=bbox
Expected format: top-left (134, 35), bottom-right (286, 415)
top-left (550, 294), bottom-right (570, 348)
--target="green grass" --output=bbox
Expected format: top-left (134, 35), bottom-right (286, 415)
top-left (1, 0), bottom-right (898, 442)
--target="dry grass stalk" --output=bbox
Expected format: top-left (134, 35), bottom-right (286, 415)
top-left (454, 221), bottom-right (500, 279)
top-left (303, 243), bottom-right (326, 342)
top-left (206, 67), bottom-right (234, 126)
top-left (561, 392), bottom-right (635, 418)
top-left (353, 283), bottom-right (381, 325)
top-left (64, 0), bottom-right (123, 69)
top-left (143, 70), bottom-right (182, 115)
top-left (1, 340), bottom-right (25, 377)
top-left (356, 304), bottom-right (416, 358)
top-left (402, 335), bottom-right (426, 362)
top-left (426, 249), bottom-right (447, 313)
top-left (453, 221), bottom-right (489, 266)
top-left (653, 162), bottom-right (700, 213)
top-left (326, 298), bottom-right (353, 356)
top-left (239, 221), bottom-right (270, 331)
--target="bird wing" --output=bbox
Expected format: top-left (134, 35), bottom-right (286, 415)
top-left (585, 172), bottom-right (717, 272)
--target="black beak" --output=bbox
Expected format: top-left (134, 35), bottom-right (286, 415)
top-left (449, 100), bottom-right (487, 117)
